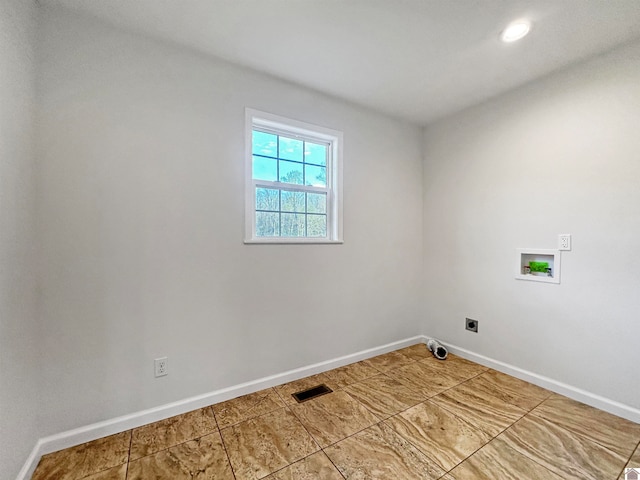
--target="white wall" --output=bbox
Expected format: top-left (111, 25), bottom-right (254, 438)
top-left (0, 0), bottom-right (40, 478)
top-left (35, 6), bottom-right (423, 436)
top-left (423, 40), bottom-right (640, 410)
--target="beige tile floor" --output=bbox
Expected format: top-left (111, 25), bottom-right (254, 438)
top-left (32, 344), bottom-right (640, 480)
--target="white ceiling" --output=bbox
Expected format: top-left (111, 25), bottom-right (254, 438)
top-left (40, 0), bottom-right (640, 125)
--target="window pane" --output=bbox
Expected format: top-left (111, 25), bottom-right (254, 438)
top-left (279, 161), bottom-right (303, 184)
top-left (249, 113), bottom-right (341, 242)
top-left (279, 137), bottom-right (303, 162)
top-left (281, 191), bottom-right (305, 213)
top-left (253, 156), bottom-right (278, 181)
top-left (305, 165), bottom-right (326, 187)
top-left (307, 214), bottom-right (327, 237)
top-left (256, 212), bottom-right (279, 237)
top-left (256, 188), bottom-right (279, 211)
top-left (304, 142), bottom-right (327, 166)
top-left (253, 131), bottom-right (277, 157)
top-left (307, 193), bottom-right (326, 214)
top-left (281, 213), bottom-right (305, 237)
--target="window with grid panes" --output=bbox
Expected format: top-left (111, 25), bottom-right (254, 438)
top-left (245, 109), bottom-right (343, 243)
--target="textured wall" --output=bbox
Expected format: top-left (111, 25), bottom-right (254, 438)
top-left (35, 7), bottom-right (424, 436)
top-left (0, 0), bottom-right (39, 478)
top-left (423, 40), bottom-right (640, 410)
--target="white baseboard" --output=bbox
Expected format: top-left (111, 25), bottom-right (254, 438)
top-left (443, 341), bottom-right (640, 424)
top-left (17, 335), bottom-right (640, 479)
top-left (16, 335), bottom-right (424, 480)
top-left (16, 441), bottom-right (43, 480)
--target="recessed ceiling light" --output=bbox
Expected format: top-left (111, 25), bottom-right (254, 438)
top-left (500, 20), bottom-right (531, 43)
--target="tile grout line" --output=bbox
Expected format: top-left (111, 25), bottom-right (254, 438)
top-left (447, 432), bottom-right (562, 479)
top-left (366, 351), bottom-right (419, 376)
top-left (326, 361), bottom-right (382, 389)
top-left (439, 417), bottom-right (533, 477)
top-left (287, 386), bottom-right (387, 451)
top-left (614, 438), bottom-right (640, 480)
top-left (272, 382), bottom-right (290, 406)
top-left (322, 454), bottom-right (348, 480)
top-left (617, 439), bottom-right (640, 478)
top-left (404, 370), bottom-right (488, 422)
top-left (374, 376), bottom-right (514, 477)
top-left (379, 415), bottom-right (452, 475)
top-left (490, 413), bottom-right (567, 477)
top-left (317, 417), bottom-right (384, 449)
top-left (287, 395), bottom-right (362, 451)
top-left (310, 394), bottom-right (454, 480)
top-left (255, 403), bottom-right (341, 479)
top-left (211, 406), bottom-right (238, 480)
top-left (126, 408), bottom-right (221, 462)
top-left (341, 371), bottom-right (426, 419)
top-left (219, 400), bottom-right (346, 479)
top-left (424, 366), bottom-right (532, 422)
top-left (427, 392), bottom-right (524, 441)
top-left (124, 429), bottom-right (133, 480)
top-left (216, 388), bottom-right (284, 428)
top-left (254, 448), bottom-right (348, 480)
top-left (71, 431), bottom-right (134, 480)
top-left (217, 403), bottom-right (289, 431)
top-left (455, 369), bottom-right (553, 414)
top-left (337, 356), bottom-right (429, 407)
top-left (122, 407), bottom-right (223, 469)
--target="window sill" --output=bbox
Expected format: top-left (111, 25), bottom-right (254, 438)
top-left (244, 238), bottom-right (344, 245)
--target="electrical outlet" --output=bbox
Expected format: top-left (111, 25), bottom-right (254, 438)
top-left (154, 357), bottom-right (168, 377)
top-left (465, 318), bottom-right (478, 333)
top-left (559, 234), bottom-right (571, 251)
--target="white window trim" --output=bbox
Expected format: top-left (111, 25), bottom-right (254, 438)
top-left (244, 108), bottom-right (343, 244)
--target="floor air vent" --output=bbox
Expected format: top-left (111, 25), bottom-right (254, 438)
top-left (291, 384), bottom-right (333, 403)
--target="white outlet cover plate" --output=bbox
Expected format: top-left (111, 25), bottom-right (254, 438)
top-left (559, 234), bottom-right (571, 251)
top-left (155, 357), bottom-right (168, 377)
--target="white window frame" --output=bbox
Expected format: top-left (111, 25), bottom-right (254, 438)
top-left (245, 108), bottom-right (343, 244)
